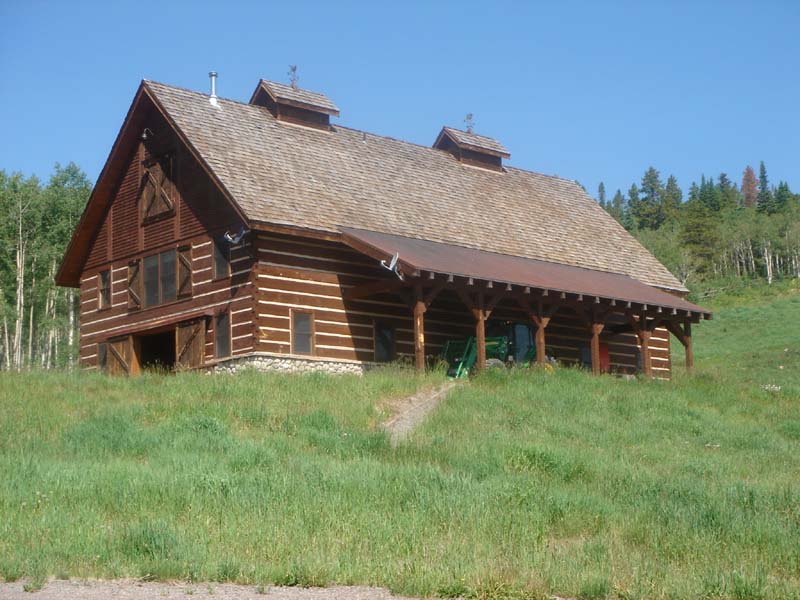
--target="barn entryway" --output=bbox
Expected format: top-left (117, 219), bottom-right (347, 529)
top-left (137, 330), bottom-right (176, 371)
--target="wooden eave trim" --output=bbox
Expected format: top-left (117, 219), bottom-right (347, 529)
top-left (250, 221), bottom-right (342, 242)
top-left (56, 82), bottom-right (149, 287)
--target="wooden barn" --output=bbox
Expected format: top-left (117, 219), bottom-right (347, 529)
top-left (56, 75), bottom-right (711, 377)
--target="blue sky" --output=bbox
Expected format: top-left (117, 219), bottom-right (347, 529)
top-left (1, 1), bottom-right (798, 199)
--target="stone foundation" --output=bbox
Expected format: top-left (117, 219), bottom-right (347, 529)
top-left (212, 353), bottom-right (371, 375)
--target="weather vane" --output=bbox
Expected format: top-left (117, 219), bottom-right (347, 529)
top-left (288, 65), bottom-right (299, 89)
top-left (464, 113), bottom-right (475, 134)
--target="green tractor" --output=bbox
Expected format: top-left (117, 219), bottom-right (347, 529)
top-left (440, 322), bottom-right (537, 378)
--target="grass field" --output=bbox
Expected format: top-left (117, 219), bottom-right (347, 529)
top-left (1, 282), bottom-right (798, 599)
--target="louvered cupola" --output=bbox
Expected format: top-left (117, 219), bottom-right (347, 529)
top-left (433, 126), bottom-right (510, 172)
top-left (249, 79), bottom-right (340, 130)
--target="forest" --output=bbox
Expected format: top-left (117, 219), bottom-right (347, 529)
top-left (0, 161), bottom-right (798, 371)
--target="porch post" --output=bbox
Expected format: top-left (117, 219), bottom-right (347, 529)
top-left (413, 284), bottom-right (426, 372)
top-left (640, 329), bottom-right (652, 378)
top-left (475, 293), bottom-right (487, 372)
top-left (531, 314), bottom-right (550, 366)
top-left (684, 321), bottom-right (693, 372)
top-left (590, 322), bottom-right (605, 375)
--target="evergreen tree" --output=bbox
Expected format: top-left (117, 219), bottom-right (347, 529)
top-left (608, 189), bottom-right (625, 223)
top-left (717, 173), bottom-right (739, 212)
top-left (741, 165), bottom-right (758, 208)
top-left (597, 181), bottom-right (606, 209)
top-left (634, 167), bottom-right (665, 229)
top-left (698, 175), bottom-right (721, 213)
top-left (681, 196), bottom-right (719, 274)
top-left (774, 181), bottom-right (792, 212)
top-left (662, 175), bottom-right (683, 223)
top-left (623, 184), bottom-right (640, 230)
top-left (757, 161), bottom-right (775, 213)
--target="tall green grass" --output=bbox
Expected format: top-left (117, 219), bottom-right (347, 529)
top-left (0, 286), bottom-right (798, 599)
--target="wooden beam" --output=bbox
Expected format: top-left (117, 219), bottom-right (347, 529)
top-left (423, 281), bottom-right (446, 308)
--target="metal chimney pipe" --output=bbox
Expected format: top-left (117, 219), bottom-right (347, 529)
top-left (208, 71), bottom-right (218, 106)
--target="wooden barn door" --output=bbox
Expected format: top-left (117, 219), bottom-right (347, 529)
top-left (106, 335), bottom-right (135, 376)
top-left (175, 318), bottom-right (205, 371)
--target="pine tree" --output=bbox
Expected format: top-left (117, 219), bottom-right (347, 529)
top-left (742, 166), bottom-right (758, 208)
top-left (774, 181), bottom-right (792, 212)
top-left (717, 173), bottom-right (739, 212)
top-left (662, 175), bottom-right (683, 223)
top-left (698, 175), bottom-right (721, 213)
top-left (634, 167), bottom-right (665, 229)
top-left (608, 189), bottom-right (625, 223)
top-left (597, 182), bottom-right (606, 209)
top-left (623, 184), bottom-right (640, 230)
top-left (757, 161), bottom-right (774, 213)
top-left (681, 196), bottom-right (719, 274)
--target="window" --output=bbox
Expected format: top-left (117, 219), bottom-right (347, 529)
top-left (160, 249), bottom-right (176, 303)
top-left (143, 249), bottom-right (178, 308)
top-left (215, 311), bottom-right (231, 358)
top-left (291, 310), bottom-right (313, 355)
top-left (374, 322), bottom-right (395, 362)
top-left (141, 154), bottom-right (175, 220)
top-left (213, 239), bottom-right (230, 279)
top-left (98, 269), bottom-right (111, 309)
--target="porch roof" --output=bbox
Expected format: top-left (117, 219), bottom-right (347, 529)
top-left (339, 227), bottom-right (711, 321)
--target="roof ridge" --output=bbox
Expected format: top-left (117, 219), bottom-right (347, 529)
top-left (145, 80), bottom-right (583, 187)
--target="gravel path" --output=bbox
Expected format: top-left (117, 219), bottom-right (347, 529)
top-left (381, 381), bottom-right (458, 445)
top-left (0, 581), bottom-right (423, 600)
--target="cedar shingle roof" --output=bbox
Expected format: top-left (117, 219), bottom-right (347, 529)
top-left (257, 80), bottom-right (340, 116)
top-left (145, 81), bottom-right (686, 292)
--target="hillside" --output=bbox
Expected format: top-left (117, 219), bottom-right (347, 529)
top-left (0, 283), bottom-right (798, 600)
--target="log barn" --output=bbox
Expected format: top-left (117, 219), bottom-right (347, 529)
top-left (56, 75), bottom-right (710, 377)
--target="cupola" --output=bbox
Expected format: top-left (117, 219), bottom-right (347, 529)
top-left (249, 79), bottom-right (339, 130)
top-left (433, 126), bottom-right (510, 171)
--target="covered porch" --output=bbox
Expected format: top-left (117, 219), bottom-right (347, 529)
top-left (340, 227), bottom-right (711, 376)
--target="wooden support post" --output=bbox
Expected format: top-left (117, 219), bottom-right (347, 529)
top-left (413, 284), bottom-right (426, 372)
top-left (475, 293), bottom-right (486, 372)
top-left (590, 322), bottom-right (605, 375)
top-left (640, 329), bottom-right (652, 378)
top-left (684, 321), bottom-right (693, 372)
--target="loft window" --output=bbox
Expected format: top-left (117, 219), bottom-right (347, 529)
top-left (143, 249), bottom-right (178, 308)
top-left (141, 153), bottom-right (175, 220)
top-left (98, 269), bottom-right (111, 309)
top-left (291, 310), bottom-right (313, 355)
top-left (213, 239), bottom-right (230, 279)
top-left (215, 311), bottom-right (231, 358)
top-left (374, 322), bottom-right (395, 362)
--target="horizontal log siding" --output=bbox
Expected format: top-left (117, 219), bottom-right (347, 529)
top-left (79, 237), bottom-right (254, 369)
top-left (253, 232), bottom-right (671, 377)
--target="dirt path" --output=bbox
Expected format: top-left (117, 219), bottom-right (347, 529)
top-left (381, 381), bottom-right (458, 445)
top-left (0, 581), bottom-right (423, 600)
